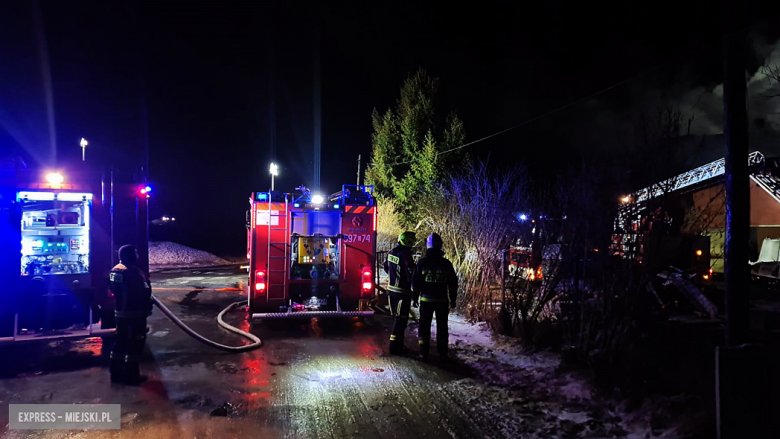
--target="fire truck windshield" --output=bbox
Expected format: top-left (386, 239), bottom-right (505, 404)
top-left (18, 192), bottom-right (91, 276)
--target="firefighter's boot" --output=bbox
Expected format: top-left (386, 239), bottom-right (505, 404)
top-left (389, 334), bottom-right (409, 355)
top-left (389, 344), bottom-right (409, 355)
top-left (109, 352), bottom-right (124, 383)
top-left (418, 341), bottom-right (430, 362)
top-left (390, 346), bottom-right (410, 355)
top-left (123, 356), bottom-right (147, 386)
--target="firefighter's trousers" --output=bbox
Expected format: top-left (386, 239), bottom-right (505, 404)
top-left (418, 301), bottom-right (449, 357)
top-left (110, 318), bottom-right (147, 383)
top-left (388, 292), bottom-right (412, 351)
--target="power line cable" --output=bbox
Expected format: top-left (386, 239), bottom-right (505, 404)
top-left (370, 49), bottom-right (700, 167)
top-left (369, 11), bottom-right (780, 167)
top-left (371, 18), bottom-right (780, 168)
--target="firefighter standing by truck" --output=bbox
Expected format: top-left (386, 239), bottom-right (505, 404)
top-left (109, 245), bottom-right (153, 384)
top-left (413, 233), bottom-right (458, 362)
top-left (383, 231), bottom-right (417, 355)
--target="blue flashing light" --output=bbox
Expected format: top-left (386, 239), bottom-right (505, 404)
top-left (144, 186), bottom-right (152, 193)
top-left (519, 214), bottom-right (528, 221)
top-left (257, 192), bottom-right (268, 201)
top-left (293, 203), bottom-right (301, 208)
top-left (333, 204), bottom-right (339, 209)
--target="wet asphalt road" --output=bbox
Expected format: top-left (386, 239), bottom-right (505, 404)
top-left (0, 267), bottom-right (505, 439)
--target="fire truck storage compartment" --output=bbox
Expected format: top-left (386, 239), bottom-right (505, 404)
top-left (291, 235), bottom-right (340, 280)
top-left (16, 191), bottom-right (94, 331)
top-left (288, 209), bottom-right (342, 310)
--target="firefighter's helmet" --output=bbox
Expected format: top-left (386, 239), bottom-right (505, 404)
top-left (119, 245), bottom-right (139, 264)
top-left (398, 231), bottom-right (416, 247)
top-left (426, 233), bottom-right (443, 250)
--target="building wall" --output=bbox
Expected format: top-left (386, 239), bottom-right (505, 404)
top-left (691, 181), bottom-right (780, 227)
top-left (750, 180), bottom-right (780, 226)
top-left (691, 181), bottom-right (780, 273)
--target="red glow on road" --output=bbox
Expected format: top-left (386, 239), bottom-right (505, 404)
top-left (240, 357), bottom-right (273, 409)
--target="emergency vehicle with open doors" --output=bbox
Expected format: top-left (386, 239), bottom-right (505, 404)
top-left (0, 160), bottom-right (150, 344)
top-left (247, 185), bottom-right (377, 319)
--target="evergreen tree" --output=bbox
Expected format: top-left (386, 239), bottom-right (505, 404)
top-left (365, 69), bottom-right (466, 226)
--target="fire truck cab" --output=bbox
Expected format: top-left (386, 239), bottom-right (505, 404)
top-left (247, 185), bottom-right (377, 319)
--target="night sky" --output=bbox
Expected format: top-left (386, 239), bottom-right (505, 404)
top-left (1, 1), bottom-right (779, 255)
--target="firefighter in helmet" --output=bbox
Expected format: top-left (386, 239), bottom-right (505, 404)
top-left (383, 231), bottom-right (417, 354)
top-left (412, 233), bottom-right (458, 362)
top-left (109, 245), bottom-right (153, 384)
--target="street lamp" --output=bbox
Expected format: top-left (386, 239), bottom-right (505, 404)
top-left (269, 162), bottom-right (279, 191)
top-left (80, 138), bottom-right (88, 161)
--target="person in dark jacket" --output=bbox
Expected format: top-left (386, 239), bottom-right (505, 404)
top-left (109, 245), bottom-right (153, 384)
top-left (412, 233), bottom-right (458, 362)
top-left (383, 231), bottom-right (417, 354)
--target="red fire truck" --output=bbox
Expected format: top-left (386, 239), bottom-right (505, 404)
top-left (247, 185), bottom-right (377, 319)
top-left (0, 161), bottom-right (149, 344)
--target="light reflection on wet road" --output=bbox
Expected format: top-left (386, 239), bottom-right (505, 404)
top-left (0, 268), bottom-right (502, 438)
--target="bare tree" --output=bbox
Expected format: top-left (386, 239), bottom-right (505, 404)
top-left (760, 63), bottom-right (780, 98)
top-left (417, 160), bottom-right (531, 331)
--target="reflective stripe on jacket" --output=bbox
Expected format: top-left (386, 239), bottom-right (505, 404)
top-left (383, 245), bottom-right (415, 294)
top-left (412, 249), bottom-right (458, 304)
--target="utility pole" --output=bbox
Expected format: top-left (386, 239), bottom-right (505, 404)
top-left (356, 154), bottom-right (361, 185)
top-left (717, 2), bottom-right (764, 438)
top-left (722, 0), bottom-right (749, 348)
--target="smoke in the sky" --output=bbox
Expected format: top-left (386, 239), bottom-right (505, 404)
top-left (679, 36), bottom-right (780, 142)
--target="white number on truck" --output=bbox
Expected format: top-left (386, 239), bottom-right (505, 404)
top-left (344, 234), bottom-right (371, 243)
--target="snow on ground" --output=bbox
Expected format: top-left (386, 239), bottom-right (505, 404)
top-left (149, 241), bottom-right (232, 269)
top-left (408, 313), bottom-right (700, 438)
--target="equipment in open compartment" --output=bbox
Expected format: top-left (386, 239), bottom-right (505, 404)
top-left (19, 191), bottom-right (92, 276)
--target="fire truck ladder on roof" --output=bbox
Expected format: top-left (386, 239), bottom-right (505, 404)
top-left (635, 151), bottom-right (765, 203)
top-left (265, 192), bottom-right (289, 302)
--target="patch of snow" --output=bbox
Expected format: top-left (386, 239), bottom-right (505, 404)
top-left (149, 241), bottom-right (232, 268)
top-left (409, 312), bottom-right (697, 437)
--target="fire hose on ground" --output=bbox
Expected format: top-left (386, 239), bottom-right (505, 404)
top-left (151, 295), bottom-right (262, 353)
